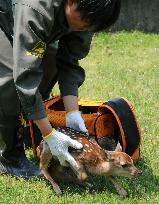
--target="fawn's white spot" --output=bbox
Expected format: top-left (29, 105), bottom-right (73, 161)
top-left (76, 149), bottom-right (82, 152)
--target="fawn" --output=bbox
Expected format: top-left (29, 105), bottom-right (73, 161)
top-left (37, 127), bottom-right (142, 197)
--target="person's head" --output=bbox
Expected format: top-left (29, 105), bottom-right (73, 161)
top-left (65, 0), bottom-right (121, 32)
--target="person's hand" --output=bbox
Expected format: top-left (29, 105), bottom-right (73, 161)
top-left (66, 110), bottom-right (88, 133)
top-left (43, 128), bottom-right (83, 171)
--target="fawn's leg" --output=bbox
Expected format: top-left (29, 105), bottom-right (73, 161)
top-left (50, 163), bottom-right (92, 188)
top-left (38, 142), bottom-right (62, 195)
top-left (109, 176), bottom-right (128, 197)
top-left (41, 168), bottom-right (62, 195)
top-left (72, 163), bottom-right (93, 187)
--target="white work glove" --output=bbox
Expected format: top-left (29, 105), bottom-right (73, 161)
top-left (66, 110), bottom-right (88, 133)
top-left (43, 129), bottom-right (83, 170)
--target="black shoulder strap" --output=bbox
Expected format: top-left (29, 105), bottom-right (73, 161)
top-left (104, 97), bottom-right (141, 158)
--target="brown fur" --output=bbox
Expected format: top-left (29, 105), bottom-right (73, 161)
top-left (37, 127), bottom-right (142, 196)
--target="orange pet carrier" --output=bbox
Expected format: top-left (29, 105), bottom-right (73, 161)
top-left (40, 96), bottom-right (142, 161)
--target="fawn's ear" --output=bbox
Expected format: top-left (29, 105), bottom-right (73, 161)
top-left (115, 142), bottom-right (122, 152)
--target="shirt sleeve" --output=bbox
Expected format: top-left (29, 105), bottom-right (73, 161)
top-left (13, 3), bottom-right (53, 120)
top-left (56, 31), bottom-right (93, 97)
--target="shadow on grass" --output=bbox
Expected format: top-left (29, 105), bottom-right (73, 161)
top-left (126, 156), bottom-right (159, 197)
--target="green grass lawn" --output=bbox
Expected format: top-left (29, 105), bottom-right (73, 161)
top-left (0, 32), bottom-right (159, 204)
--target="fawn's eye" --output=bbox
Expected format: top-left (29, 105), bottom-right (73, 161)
top-left (122, 164), bottom-right (128, 168)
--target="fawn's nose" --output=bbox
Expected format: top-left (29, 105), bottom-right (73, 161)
top-left (138, 169), bottom-right (142, 175)
top-left (135, 168), bottom-right (142, 176)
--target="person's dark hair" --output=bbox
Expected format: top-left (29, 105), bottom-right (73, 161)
top-left (74, 0), bottom-right (121, 32)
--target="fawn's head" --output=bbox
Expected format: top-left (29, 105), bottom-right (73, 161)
top-left (105, 144), bottom-right (142, 177)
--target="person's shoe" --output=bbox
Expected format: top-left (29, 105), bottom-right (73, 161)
top-left (0, 153), bottom-right (41, 179)
top-left (0, 126), bottom-right (41, 179)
